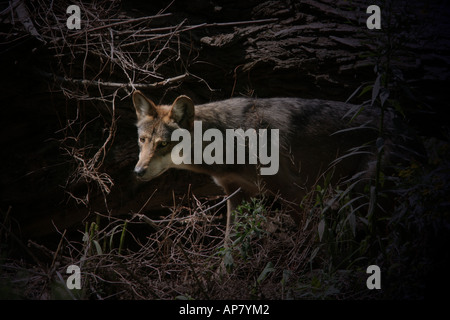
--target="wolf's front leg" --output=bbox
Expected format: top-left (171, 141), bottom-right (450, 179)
top-left (225, 198), bottom-right (235, 248)
top-left (224, 187), bottom-right (247, 248)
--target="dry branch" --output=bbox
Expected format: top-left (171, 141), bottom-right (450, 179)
top-left (36, 68), bottom-right (190, 90)
top-left (18, 1), bottom-right (281, 98)
top-left (64, 12), bottom-right (173, 39)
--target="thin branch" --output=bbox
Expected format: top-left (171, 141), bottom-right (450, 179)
top-left (64, 12), bottom-right (173, 39)
top-left (119, 18), bottom-right (278, 48)
top-left (36, 68), bottom-right (190, 89)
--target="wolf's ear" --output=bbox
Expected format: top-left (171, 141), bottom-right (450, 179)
top-left (169, 95), bottom-right (195, 129)
top-left (132, 90), bottom-right (158, 121)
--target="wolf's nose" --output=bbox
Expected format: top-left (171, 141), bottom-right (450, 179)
top-left (134, 167), bottom-right (146, 177)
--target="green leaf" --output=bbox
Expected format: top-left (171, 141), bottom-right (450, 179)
top-left (318, 219), bottom-right (325, 242)
top-left (371, 74), bottom-right (381, 106)
top-left (92, 240), bottom-right (103, 255)
top-left (367, 185), bottom-right (377, 221)
top-left (358, 84), bottom-right (373, 98)
top-left (223, 250), bottom-right (234, 271)
top-left (309, 246), bottom-right (320, 263)
top-left (390, 99), bottom-right (405, 116)
top-left (348, 212), bottom-right (356, 237)
top-left (324, 170), bottom-right (334, 188)
top-left (281, 269), bottom-right (292, 286)
top-left (380, 88), bottom-right (390, 106)
top-left (257, 262), bottom-right (275, 284)
top-left (118, 220), bottom-right (128, 255)
top-left (346, 84), bottom-right (363, 103)
top-left (109, 224), bottom-right (123, 251)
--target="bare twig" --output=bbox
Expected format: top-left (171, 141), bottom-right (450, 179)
top-left (65, 12), bottom-right (173, 39)
top-left (36, 68), bottom-right (190, 89)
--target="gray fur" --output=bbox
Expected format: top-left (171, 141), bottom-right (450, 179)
top-left (132, 91), bottom-right (386, 240)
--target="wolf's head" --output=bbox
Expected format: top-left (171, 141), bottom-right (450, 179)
top-left (132, 90), bottom-right (194, 180)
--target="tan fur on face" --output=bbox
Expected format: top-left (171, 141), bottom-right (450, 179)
top-left (133, 91), bottom-right (192, 181)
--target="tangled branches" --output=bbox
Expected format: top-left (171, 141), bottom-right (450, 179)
top-left (29, 0), bottom-right (190, 96)
top-left (1, 192), bottom-right (319, 300)
top-left (0, 0), bottom-right (278, 208)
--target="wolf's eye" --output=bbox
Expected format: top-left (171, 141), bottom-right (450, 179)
top-left (139, 137), bottom-right (145, 143)
top-left (158, 141), bottom-right (168, 148)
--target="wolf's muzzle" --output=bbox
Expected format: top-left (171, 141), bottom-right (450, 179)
top-left (134, 166), bottom-right (147, 177)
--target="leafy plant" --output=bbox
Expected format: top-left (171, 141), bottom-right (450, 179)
top-left (217, 197), bottom-right (269, 272)
top-left (231, 198), bottom-right (268, 260)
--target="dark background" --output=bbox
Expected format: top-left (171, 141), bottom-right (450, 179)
top-left (1, 0), bottom-right (449, 299)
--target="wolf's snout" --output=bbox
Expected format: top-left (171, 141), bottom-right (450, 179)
top-left (134, 166), bottom-right (147, 178)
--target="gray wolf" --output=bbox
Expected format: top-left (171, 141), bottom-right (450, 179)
top-left (132, 90), bottom-right (383, 239)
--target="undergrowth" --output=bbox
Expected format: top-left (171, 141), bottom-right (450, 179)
top-left (1, 0), bottom-right (449, 300)
top-left (1, 128), bottom-right (449, 299)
